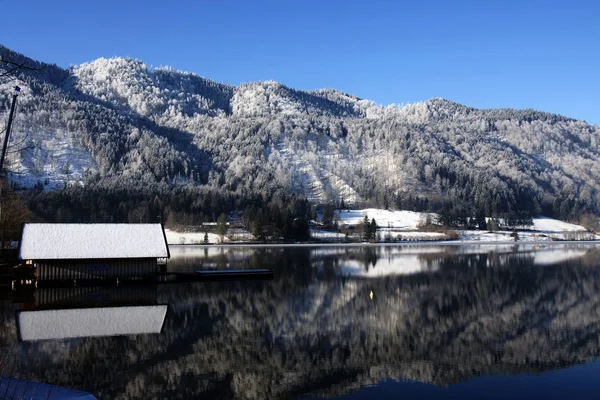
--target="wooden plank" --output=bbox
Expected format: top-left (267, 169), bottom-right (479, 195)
top-left (193, 269), bottom-right (274, 280)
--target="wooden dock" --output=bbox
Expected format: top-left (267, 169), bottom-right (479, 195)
top-left (194, 269), bottom-right (274, 280)
top-left (7, 267), bottom-right (274, 289)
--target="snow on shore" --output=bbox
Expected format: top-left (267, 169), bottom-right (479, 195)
top-left (336, 209), bottom-right (428, 229)
top-left (164, 229), bottom-right (220, 245)
top-left (165, 210), bottom-right (596, 244)
top-left (164, 228), bottom-right (255, 245)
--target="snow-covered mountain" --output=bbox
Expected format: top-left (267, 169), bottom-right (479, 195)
top-left (1, 45), bottom-right (599, 218)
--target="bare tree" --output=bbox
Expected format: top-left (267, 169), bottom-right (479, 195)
top-left (216, 213), bottom-right (228, 243)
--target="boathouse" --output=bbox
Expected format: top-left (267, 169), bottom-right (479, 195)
top-left (18, 223), bottom-right (170, 280)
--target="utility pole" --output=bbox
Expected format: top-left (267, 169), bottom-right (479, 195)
top-left (0, 86), bottom-right (20, 176)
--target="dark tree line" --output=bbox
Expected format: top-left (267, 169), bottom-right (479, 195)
top-left (23, 181), bottom-right (313, 241)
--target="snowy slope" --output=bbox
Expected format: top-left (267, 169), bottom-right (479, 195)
top-left (336, 209), bottom-right (588, 233)
top-left (532, 217), bottom-right (586, 232)
top-left (8, 128), bottom-right (97, 189)
top-left (336, 209), bottom-right (431, 229)
top-left (0, 81), bottom-right (97, 189)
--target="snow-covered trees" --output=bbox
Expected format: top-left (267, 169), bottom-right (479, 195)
top-left (2, 44), bottom-right (600, 223)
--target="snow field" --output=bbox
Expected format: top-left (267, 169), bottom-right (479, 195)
top-left (336, 208), bottom-right (428, 230)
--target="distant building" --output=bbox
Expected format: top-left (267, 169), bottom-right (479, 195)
top-left (19, 224), bottom-right (170, 280)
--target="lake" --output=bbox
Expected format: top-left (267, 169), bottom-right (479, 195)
top-left (2, 243), bottom-right (600, 399)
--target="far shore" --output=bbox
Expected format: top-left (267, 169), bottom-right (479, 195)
top-left (168, 240), bottom-right (600, 248)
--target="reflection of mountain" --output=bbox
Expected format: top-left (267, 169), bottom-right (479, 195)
top-left (326, 244), bottom-right (600, 277)
top-left (169, 244), bottom-right (600, 277)
top-left (1, 245), bottom-right (600, 399)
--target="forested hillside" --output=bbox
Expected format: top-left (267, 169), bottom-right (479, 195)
top-left (1, 45), bottom-right (599, 225)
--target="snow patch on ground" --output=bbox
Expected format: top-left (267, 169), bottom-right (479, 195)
top-left (311, 229), bottom-right (346, 241)
top-left (336, 209), bottom-right (430, 229)
top-left (164, 228), bottom-right (254, 245)
top-left (532, 217), bottom-right (586, 232)
top-left (392, 231), bottom-right (446, 240)
top-left (165, 229), bottom-right (223, 245)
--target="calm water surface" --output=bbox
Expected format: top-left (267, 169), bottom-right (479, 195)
top-left (2, 243), bottom-right (600, 399)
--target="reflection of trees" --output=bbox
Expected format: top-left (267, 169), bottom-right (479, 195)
top-left (314, 247), bottom-right (382, 273)
top-left (360, 247), bottom-right (379, 271)
top-left (1, 247), bottom-right (600, 399)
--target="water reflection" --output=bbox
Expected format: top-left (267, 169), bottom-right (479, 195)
top-left (170, 243), bottom-right (600, 277)
top-left (1, 244), bottom-right (600, 399)
top-left (15, 286), bottom-right (167, 341)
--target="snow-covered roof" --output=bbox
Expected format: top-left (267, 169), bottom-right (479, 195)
top-left (19, 223), bottom-right (170, 260)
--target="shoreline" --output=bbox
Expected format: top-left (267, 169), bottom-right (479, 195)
top-left (167, 240), bottom-right (600, 248)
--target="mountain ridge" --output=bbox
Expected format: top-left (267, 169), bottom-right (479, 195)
top-left (1, 45), bottom-right (588, 123)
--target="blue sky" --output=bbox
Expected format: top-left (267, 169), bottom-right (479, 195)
top-left (2, 0), bottom-right (599, 124)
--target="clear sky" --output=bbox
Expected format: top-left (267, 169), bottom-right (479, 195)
top-left (1, 0), bottom-right (599, 124)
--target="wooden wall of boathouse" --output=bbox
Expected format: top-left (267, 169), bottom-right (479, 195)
top-left (34, 258), bottom-right (158, 280)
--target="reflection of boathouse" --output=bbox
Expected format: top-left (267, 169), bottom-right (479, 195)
top-left (19, 224), bottom-right (170, 280)
top-left (16, 285), bottom-right (167, 341)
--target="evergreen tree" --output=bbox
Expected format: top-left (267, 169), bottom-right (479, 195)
top-left (362, 215), bottom-right (371, 241)
top-left (476, 209), bottom-right (487, 231)
top-left (370, 218), bottom-right (377, 241)
top-left (322, 203), bottom-right (334, 229)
